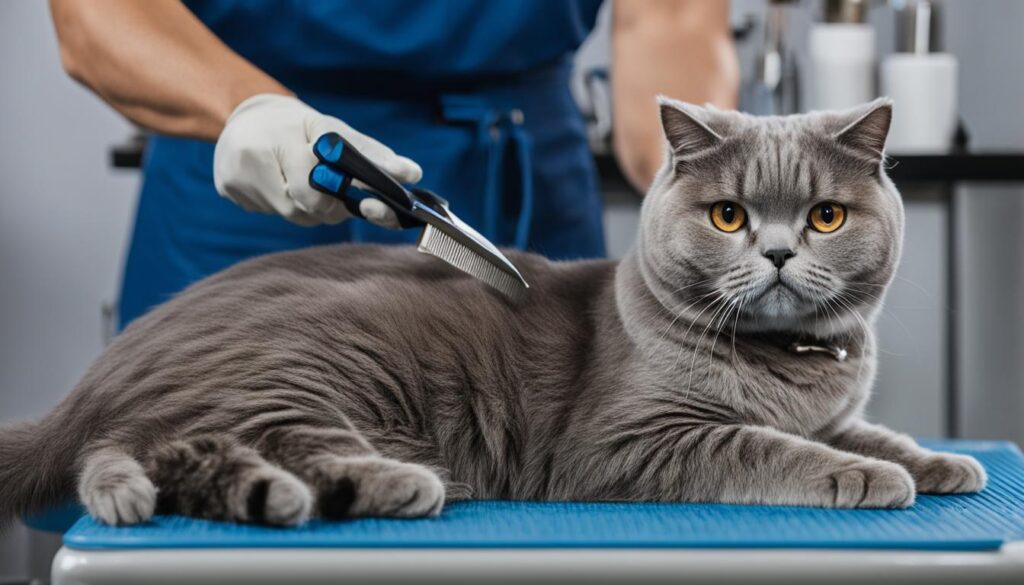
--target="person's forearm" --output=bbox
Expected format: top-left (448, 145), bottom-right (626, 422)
top-left (612, 0), bottom-right (739, 192)
top-left (50, 0), bottom-right (291, 141)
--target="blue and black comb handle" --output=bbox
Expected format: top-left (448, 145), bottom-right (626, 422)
top-left (309, 132), bottom-right (446, 229)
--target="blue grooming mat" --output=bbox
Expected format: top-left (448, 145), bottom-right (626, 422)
top-left (64, 440), bottom-right (1024, 551)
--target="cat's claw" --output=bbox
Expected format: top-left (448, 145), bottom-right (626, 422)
top-left (912, 453), bottom-right (987, 494)
top-left (825, 460), bottom-right (915, 509)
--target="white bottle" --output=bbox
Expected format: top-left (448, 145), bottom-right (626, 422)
top-left (882, 54), bottom-right (958, 154)
top-left (881, 1), bottom-right (959, 154)
top-left (809, 23), bottom-right (876, 111)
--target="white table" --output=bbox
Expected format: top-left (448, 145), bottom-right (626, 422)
top-left (53, 543), bottom-right (1024, 585)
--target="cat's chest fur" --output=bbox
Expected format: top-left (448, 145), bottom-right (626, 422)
top-left (725, 339), bottom-right (872, 436)
top-left (620, 328), bottom-right (874, 440)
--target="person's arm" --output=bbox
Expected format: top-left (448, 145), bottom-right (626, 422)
top-left (611, 0), bottom-right (739, 192)
top-left (50, 0), bottom-right (290, 141)
top-left (49, 0), bottom-right (418, 227)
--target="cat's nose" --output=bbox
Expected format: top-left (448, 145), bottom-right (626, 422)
top-left (763, 248), bottom-right (795, 269)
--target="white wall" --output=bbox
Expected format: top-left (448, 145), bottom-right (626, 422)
top-left (0, 3), bottom-right (139, 421)
top-left (944, 0), bottom-right (1024, 442)
top-left (0, 2), bottom-right (139, 577)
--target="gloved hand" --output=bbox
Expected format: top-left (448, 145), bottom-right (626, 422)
top-left (213, 94), bottom-right (422, 227)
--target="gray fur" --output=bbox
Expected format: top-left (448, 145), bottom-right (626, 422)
top-left (145, 436), bottom-right (312, 525)
top-left (0, 99), bottom-right (985, 527)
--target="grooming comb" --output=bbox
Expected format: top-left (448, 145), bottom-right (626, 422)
top-left (309, 133), bottom-right (529, 300)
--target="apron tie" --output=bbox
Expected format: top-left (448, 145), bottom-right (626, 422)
top-left (439, 95), bottom-right (534, 250)
top-left (507, 111), bottom-right (534, 249)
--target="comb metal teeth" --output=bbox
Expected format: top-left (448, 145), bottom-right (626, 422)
top-left (418, 226), bottom-right (528, 301)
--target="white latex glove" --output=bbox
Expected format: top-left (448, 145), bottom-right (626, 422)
top-left (213, 94), bottom-right (422, 227)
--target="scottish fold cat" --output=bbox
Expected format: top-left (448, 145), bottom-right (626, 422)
top-left (0, 98), bottom-right (984, 528)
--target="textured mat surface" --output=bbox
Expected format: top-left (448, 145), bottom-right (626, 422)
top-left (65, 440), bottom-right (1024, 551)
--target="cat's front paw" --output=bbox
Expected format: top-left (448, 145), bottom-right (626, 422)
top-left (824, 460), bottom-right (916, 509)
top-left (912, 453), bottom-right (987, 494)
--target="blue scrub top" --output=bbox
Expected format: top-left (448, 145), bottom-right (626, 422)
top-left (119, 0), bottom-right (607, 327)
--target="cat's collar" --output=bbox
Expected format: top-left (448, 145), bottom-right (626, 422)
top-left (787, 341), bottom-right (848, 362)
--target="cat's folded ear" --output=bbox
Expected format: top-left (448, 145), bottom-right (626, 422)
top-left (658, 97), bottom-right (723, 158)
top-left (834, 98), bottom-right (893, 165)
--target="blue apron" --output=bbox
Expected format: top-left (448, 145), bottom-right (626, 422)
top-left (118, 0), bottom-right (607, 327)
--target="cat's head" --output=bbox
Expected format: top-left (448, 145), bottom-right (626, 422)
top-left (636, 98), bottom-right (904, 336)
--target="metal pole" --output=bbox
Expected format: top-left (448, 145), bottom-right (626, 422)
top-left (945, 184), bottom-right (960, 438)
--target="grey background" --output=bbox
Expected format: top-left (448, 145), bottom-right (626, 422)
top-left (1, 0), bottom-right (1021, 579)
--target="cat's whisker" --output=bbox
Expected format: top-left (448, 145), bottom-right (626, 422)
top-left (628, 276), bottom-right (713, 356)
top-left (816, 289), bottom-right (875, 381)
top-left (666, 290), bottom-right (727, 372)
top-left (730, 294), bottom-right (746, 363)
top-left (817, 294), bottom-right (846, 339)
top-left (665, 279), bottom-right (716, 301)
top-left (651, 279), bottom-right (715, 323)
top-left (717, 270), bottom-right (755, 291)
top-left (891, 275), bottom-right (937, 302)
top-left (701, 299), bottom-right (737, 388)
top-left (674, 291), bottom-right (728, 354)
top-left (834, 291), bottom-right (911, 355)
top-left (839, 285), bottom-right (916, 338)
top-left (818, 303), bottom-right (834, 339)
top-left (648, 288), bottom-right (720, 360)
top-left (837, 283), bottom-right (888, 301)
top-left (830, 295), bottom-right (873, 381)
top-left (811, 278), bottom-right (912, 356)
top-left (811, 294), bottom-right (825, 339)
top-left (848, 275), bottom-right (938, 304)
top-left (683, 292), bottom-right (732, 399)
top-left (708, 296), bottom-right (739, 373)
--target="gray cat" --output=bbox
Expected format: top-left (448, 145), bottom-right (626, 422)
top-left (0, 98), bottom-right (986, 529)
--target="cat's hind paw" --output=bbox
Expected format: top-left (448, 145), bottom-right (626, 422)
top-left (83, 471), bottom-right (157, 526)
top-left (247, 468), bottom-right (313, 526)
top-left (361, 461), bottom-right (445, 518)
top-left (320, 458), bottom-right (445, 519)
top-left (913, 453), bottom-right (987, 494)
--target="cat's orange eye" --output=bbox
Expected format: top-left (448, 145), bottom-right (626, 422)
top-left (808, 202), bottom-right (847, 233)
top-left (709, 201), bottom-right (746, 233)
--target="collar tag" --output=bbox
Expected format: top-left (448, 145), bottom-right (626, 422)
top-left (788, 342), bottom-right (848, 362)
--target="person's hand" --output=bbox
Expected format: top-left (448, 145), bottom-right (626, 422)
top-left (213, 94), bottom-right (422, 227)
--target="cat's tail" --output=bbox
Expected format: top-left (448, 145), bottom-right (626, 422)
top-left (0, 416), bottom-right (78, 531)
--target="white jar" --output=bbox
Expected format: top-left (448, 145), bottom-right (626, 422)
top-left (882, 52), bottom-right (959, 154)
top-left (809, 23), bottom-right (876, 111)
